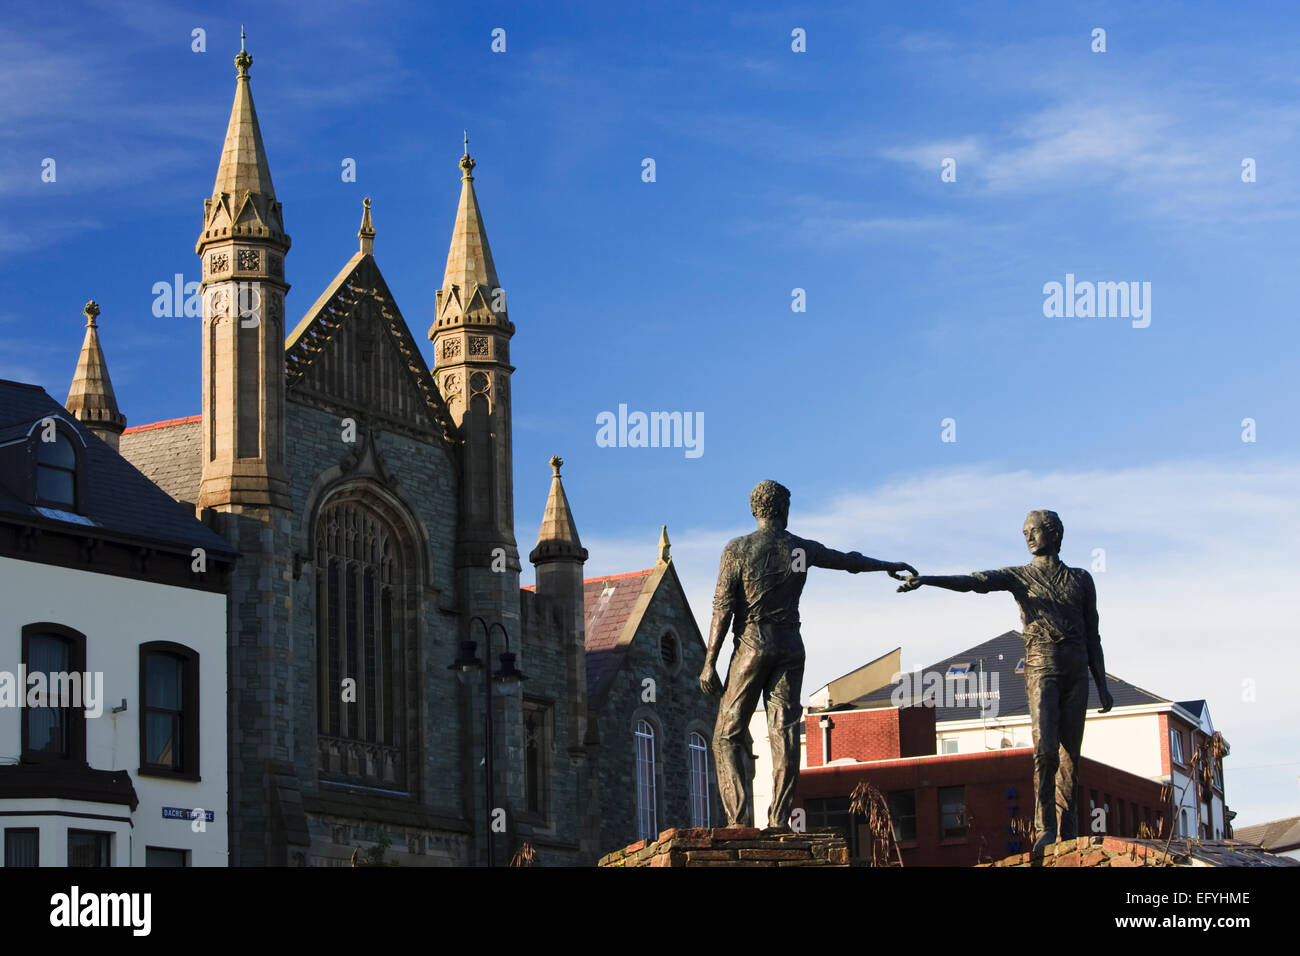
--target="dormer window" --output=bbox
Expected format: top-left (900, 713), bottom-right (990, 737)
top-left (36, 429), bottom-right (77, 510)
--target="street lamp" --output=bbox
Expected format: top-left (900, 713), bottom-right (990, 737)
top-left (449, 616), bottom-right (526, 866)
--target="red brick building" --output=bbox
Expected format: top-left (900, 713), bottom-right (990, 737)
top-left (795, 707), bottom-right (1168, 866)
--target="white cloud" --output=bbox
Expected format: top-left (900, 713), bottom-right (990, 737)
top-left (578, 458), bottom-right (1300, 824)
top-left (879, 136), bottom-right (983, 170)
top-left (879, 90), bottom-right (1300, 228)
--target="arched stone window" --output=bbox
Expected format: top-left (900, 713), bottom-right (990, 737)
top-left (314, 490), bottom-right (417, 791)
top-left (688, 731), bottom-right (710, 828)
top-left (635, 719), bottom-right (657, 841)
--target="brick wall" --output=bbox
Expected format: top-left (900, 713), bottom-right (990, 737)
top-left (1158, 712), bottom-right (1170, 776)
top-left (796, 749), bottom-right (1168, 866)
top-left (984, 836), bottom-right (1182, 867)
top-left (805, 706), bottom-right (935, 765)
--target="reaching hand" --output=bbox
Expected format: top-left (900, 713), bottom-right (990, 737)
top-left (700, 665), bottom-right (722, 697)
top-left (896, 574), bottom-right (923, 593)
top-left (886, 561), bottom-right (919, 580)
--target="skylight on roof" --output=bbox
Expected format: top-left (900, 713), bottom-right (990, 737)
top-left (1015, 658), bottom-right (1026, 674)
top-left (946, 663), bottom-right (971, 678)
top-left (35, 506), bottom-right (96, 527)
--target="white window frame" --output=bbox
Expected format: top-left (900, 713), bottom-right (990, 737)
top-left (1170, 728), bottom-right (1185, 766)
top-left (688, 732), bottom-right (710, 828)
top-left (635, 720), bottom-right (657, 841)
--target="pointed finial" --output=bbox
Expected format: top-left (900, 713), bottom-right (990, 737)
top-left (83, 301), bottom-right (100, 328)
top-left (235, 28), bottom-right (252, 76)
top-left (658, 525), bottom-right (671, 564)
top-left (460, 136), bottom-right (476, 180)
top-left (358, 197), bottom-right (375, 254)
top-left (549, 455), bottom-right (563, 477)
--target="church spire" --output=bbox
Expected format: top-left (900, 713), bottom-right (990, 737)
top-left (216, 30), bottom-right (273, 201)
top-left (435, 140), bottom-right (502, 323)
top-left (530, 456), bottom-right (587, 565)
top-left (195, 33), bottom-right (291, 511)
top-left (432, 144), bottom-right (521, 637)
top-left (197, 30), bottom-right (288, 251)
top-left (65, 301), bottom-right (126, 450)
top-left (529, 454), bottom-right (590, 770)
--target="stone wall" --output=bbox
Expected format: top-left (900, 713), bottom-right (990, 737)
top-left (600, 827), bottom-right (849, 867)
top-left (518, 588), bottom-right (586, 864)
top-left (591, 567), bottom-right (720, 854)
top-left (226, 396), bottom-right (470, 865)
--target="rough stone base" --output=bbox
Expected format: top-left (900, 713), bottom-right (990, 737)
top-left (598, 827), bottom-right (849, 868)
top-left (981, 836), bottom-right (1300, 868)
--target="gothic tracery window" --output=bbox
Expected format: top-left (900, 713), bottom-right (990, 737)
top-left (522, 700), bottom-right (551, 818)
top-left (316, 496), bottom-right (409, 789)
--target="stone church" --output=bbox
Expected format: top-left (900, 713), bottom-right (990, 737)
top-left (68, 41), bottom-right (722, 865)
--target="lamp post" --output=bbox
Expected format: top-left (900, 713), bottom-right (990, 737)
top-left (450, 616), bottom-right (525, 866)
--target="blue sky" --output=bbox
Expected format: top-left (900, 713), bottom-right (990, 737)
top-left (2, 2), bottom-right (1298, 825)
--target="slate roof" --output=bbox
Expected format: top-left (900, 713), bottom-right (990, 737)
top-left (843, 629), bottom-right (1169, 722)
top-left (1163, 840), bottom-right (1300, 866)
top-left (1234, 816), bottom-right (1300, 852)
top-left (119, 415), bottom-right (203, 504)
top-left (583, 569), bottom-right (654, 697)
top-left (0, 381), bottom-right (232, 557)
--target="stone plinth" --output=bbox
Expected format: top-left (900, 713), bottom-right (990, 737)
top-left (598, 827), bottom-right (849, 868)
top-left (981, 836), bottom-right (1300, 868)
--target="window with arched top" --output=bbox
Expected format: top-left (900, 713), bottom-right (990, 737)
top-left (635, 720), bottom-right (657, 841)
top-left (688, 731), bottom-right (711, 828)
top-left (35, 430), bottom-right (78, 510)
top-left (522, 700), bottom-right (552, 819)
top-left (315, 493), bottom-right (415, 791)
top-left (139, 641), bottom-right (200, 779)
top-left (659, 632), bottom-right (678, 669)
top-left (21, 623), bottom-right (87, 763)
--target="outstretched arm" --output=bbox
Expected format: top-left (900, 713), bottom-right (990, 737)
top-left (898, 569), bottom-right (1017, 594)
top-left (806, 541), bottom-right (916, 579)
top-left (897, 574), bottom-right (980, 593)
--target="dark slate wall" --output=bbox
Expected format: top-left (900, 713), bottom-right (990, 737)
top-left (591, 568), bottom-right (720, 856)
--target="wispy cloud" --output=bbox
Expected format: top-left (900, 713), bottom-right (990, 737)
top-left (878, 91), bottom-right (1300, 226)
top-left (880, 136), bottom-right (983, 170)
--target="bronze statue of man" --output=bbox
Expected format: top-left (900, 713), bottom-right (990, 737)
top-left (700, 480), bottom-right (916, 830)
top-left (898, 510), bottom-right (1114, 852)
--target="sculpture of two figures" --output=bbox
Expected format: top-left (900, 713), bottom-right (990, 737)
top-left (700, 481), bottom-right (1114, 855)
